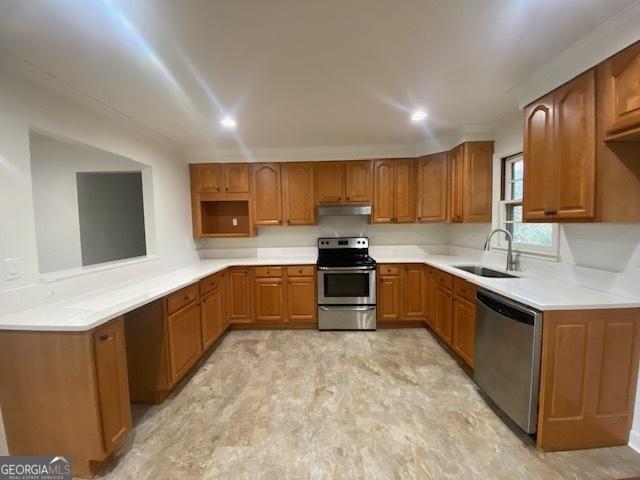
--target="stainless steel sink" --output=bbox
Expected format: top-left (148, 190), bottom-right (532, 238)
top-left (454, 265), bottom-right (519, 278)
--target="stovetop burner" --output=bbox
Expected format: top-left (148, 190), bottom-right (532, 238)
top-left (316, 237), bottom-right (376, 269)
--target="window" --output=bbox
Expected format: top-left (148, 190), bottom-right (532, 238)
top-left (499, 153), bottom-right (558, 256)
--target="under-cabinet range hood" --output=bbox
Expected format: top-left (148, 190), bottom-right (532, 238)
top-left (317, 204), bottom-right (371, 216)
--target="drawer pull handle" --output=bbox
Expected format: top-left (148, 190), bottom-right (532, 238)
top-left (184, 295), bottom-right (190, 300)
top-left (544, 209), bottom-right (557, 216)
top-left (99, 334), bottom-right (109, 341)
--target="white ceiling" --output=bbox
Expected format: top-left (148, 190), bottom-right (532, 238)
top-left (0, 0), bottom-right (636, 152)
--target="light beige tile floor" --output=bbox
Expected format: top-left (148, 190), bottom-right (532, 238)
top-left (94, 329), bottom-right (640, 480)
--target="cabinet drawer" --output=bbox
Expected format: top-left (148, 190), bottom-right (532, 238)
top-left (454, 277), bottom-right (476, 302)
top-left (379, 265), bottom-right (400, 275)
top-left (200, 272), bottom-right (223, 295)
top-left (254, 266), bottom-right (283, 278)
top-left (166, 284), bottom-right (199, 315)
top-left (434, 270), bottom-right (453, 290)
top-left (286, 265), bottom-right (315, 277)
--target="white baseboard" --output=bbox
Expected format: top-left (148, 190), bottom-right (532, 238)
top-left (629, 429), bottom-right (640, 453)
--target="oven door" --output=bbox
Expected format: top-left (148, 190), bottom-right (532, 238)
top-left (317, 267), bottom-right (376, 305)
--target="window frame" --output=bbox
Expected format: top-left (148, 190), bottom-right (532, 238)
top-left (495, 152), bottom-right (559, 258)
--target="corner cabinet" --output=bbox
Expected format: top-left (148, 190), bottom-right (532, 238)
top-left (523, 70), bottom-right (596, 222)
top-left (372, 159), bottom-right (416, 224)
top-left (449, 142), bottom-right (493, 223)
top-left (601, 41), bottom-right (640, 141)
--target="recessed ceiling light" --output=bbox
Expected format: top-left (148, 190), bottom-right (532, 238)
top-left (411, 110), bottom-right (427, 123)
top-left (221, 116), bottom-right (237, 129)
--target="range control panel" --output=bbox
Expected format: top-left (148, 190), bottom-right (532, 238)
top-left (318, 237), bottom-right (368, 249)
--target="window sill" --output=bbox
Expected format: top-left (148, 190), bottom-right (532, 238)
top-left (39, 255), bottom-right (160, 284)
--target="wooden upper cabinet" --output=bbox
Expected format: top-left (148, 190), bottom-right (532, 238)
top-left (252, 163), bottom-right (282, 226)
top-left (373, 159), bottom-right (395, 223)
top-left (553, 71), bottom-right (596, 220)
top-left (524, 70), bottom-right (596, 222)
top-left (315, 161), bottom-right (345, 203)
top-left (282, 162), bottom-right (316, 226)
top-left (344, 160), bottom-right (372, 203)
top-left (93, 318), bottom-right (131, 453)
top-left (394, 159), bottom-right (416, 223)
top-left (372, 159), bottom-right (415, 223)
top-left (523, 96), bottom-right (555, 221)
top-left (190, 163), bottom-right (250, 194)
top-left (463, 142), bottom-right (493, 223)
top-left (417, 152), bottom-right (448, 222)
top-left (449, 146), bottom-right (464, 223)
top-left (601, 41), bottom-right (640, 141)
top-left (191, 164), bottom-right (222, 193)
top-left (224, 163), bottom-right (250, 193)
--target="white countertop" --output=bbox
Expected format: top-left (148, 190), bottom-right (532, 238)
top-left (1, 252), bottom-right (639, 332)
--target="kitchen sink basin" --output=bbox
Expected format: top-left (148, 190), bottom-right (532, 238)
top-left (453, 265), bottom-right (519, 279)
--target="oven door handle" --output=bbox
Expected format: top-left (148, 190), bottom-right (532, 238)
top-left (317, 266), bottom-right (376, 271)
top-left (318, 305), bottom-right (376, 311)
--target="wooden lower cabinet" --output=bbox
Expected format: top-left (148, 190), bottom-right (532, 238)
top-left (0, 318), bottom-right (132, 477)
top-left (200, 282), bottom-right (224, 350)
top-left (227, 267), bottom-right (253, 323)
top-left (402, 264), bottom-right (428, 321)
top-left (255, 276), bottom-right (285, 322)
top-left (167, 302), bottom-right (202, 385)
top-left (452, 295), bottom-right (476, 368)
top-left (537, 309), bottom-right (640, 451)
top-left (286, 274), bottom-right (316, 322)
top-left (377, 265), bottom-right (402, 321)
top-left (434, 285), bottom-right (453, 343)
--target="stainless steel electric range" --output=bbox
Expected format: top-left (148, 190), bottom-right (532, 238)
top-left (316, 237), bottom-right (377, 330)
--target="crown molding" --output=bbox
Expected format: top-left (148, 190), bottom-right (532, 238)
top-left (415, 124), bottom-right (495, 157)
top-left (0, 47), bottom-right (182, 151)
top-left (186, 143), bottom-right (419, 163)
top-left (510, 0), bottom-right (640, 108)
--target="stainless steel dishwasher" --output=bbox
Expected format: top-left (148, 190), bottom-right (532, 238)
top-left (474, 289), bottom-right (543, 434)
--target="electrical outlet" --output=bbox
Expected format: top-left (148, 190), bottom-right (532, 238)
top-left (3, 257), bottom-right (20, 281)
top-left (232, 218), bottom-right (238, 226)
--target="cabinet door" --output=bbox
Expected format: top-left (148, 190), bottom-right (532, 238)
top-left (452, 296), bottom-right (476, 368)
top-left (286, 276), bottom-right (316, 322)
top-left (255, 277), bottom-right (284, 322)
top-left (191, 164), bottom-right (222, 193)
top-left (372, 159), bottom-right (395, 223)
top-left (463, 142), bottom-right (493, 223)
top-left (552, 70), bottom-right (596, 220)
top-left (602, 41), bottom-right (640, 140)
top-left (223, 163), bottom-right (250, 193)
top-left (434, 285), bottom-right (453, 344)
top-left (523, 95), bottom-right (555, 221)
top-left (93, 317), bottom-right (131, 453)
top-left (201, 286), bottom-right (223, 350)
top-left (449, 146), bottom-right (464, 223)
top-left (252, 163), bottom-right (282, 226)
top-left (377, 271), bottom-right (402, 321)
top-left (394, 159), bottom-right (416, 223)
top-left (315, 161), bottom-right (345, 203)
top-left (403, 265), bottom-right (427, 321)
top-left (425, 267), bottom-right (436, 329)
top-left (226, 268), bottom-right (253, 323)
top-left (417, 153), bottom-right (448, 222)
top-left (345, 160), bottom-right (372, 203)
top-left (167, 302), bottom-right (202, 385)
top-left (283, 162), bottom-right (316, 225)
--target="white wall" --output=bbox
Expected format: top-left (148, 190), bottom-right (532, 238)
top-left (0, 65), bottom-right (196, 312)
top-left (30, 133), bottom-right (154, 273)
